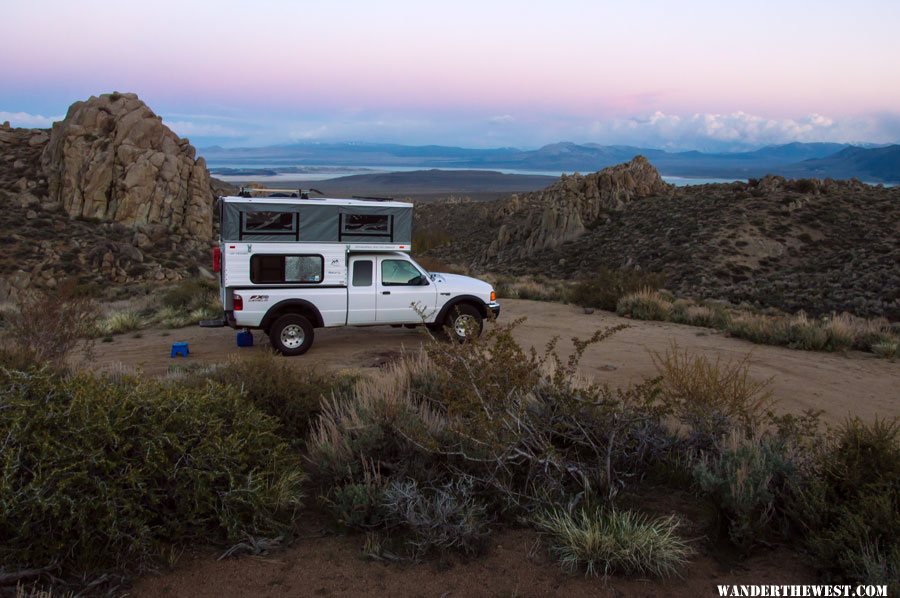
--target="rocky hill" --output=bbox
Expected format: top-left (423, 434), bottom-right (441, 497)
top-left (417, 158), bottom-right (900, 319)
top-left (0, 93), bottom-right (217, 301)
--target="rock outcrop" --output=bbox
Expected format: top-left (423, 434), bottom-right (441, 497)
top-left (41, 92), bottom-right (213, 239)
top-left (484, 156), bottom-right (672, 260)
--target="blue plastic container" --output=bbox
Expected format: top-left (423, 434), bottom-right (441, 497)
top-left (236, 330), bottom-right (253, 347)
top-left (170, 342), bottom-right (189, 358)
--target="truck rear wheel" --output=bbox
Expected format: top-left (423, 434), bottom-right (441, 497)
top-left (447, 304), bottom-right (483, 342)
top-left (269, 314), bottom-right (314, 356)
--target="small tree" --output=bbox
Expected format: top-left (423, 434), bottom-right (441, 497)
top-left (3, 282), bottom-right (98, 368)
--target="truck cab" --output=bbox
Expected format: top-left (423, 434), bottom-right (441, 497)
top-left (206, 191), bottom-right (499, 355)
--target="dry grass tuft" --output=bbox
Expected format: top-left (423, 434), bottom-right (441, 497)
top-left (616, 289), bottom-right (673, 321)
top-left (536, 506), bottom-right (693, 578)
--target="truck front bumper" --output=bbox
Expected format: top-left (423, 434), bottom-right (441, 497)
top-left (487, 301), bottom-right (501, 320)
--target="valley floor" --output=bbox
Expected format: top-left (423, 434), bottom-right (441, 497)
top-left (92, 299), bottom-right (900, 424)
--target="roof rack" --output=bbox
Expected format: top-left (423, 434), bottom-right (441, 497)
top-left (238, 187), bottom-right (324, 199)
top-left (351, 195), bottom-right (395, 202)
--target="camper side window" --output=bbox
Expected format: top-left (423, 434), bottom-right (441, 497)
top-left (341, 214), bottom-right (391, 237)
top-left (242, 211), bottom-right (296, 235)
top-left (250, 254), bottom-right (323, 284)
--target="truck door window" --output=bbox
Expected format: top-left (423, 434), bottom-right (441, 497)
top-left (381, 260), bottom-right (423, 286)
top-left (352, 260), bottom-right (373, 286)
top-left (250, 254), bottom-right (323, 284)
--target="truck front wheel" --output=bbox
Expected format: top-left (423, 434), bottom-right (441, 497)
top-left (269, 314), bottom-right (314, 356)
top-left (447, 304), bottom-right (483, 342)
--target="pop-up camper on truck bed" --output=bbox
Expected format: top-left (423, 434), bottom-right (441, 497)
top-left (202, 189), bottom-right (500, 355)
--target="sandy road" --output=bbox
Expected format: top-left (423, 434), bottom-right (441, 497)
top-left (91, 299), bottom-right (899, 423)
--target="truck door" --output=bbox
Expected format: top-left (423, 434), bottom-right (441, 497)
top-left (376, 256), bottom-right (437, 324)
top-left (348, 257), bottom-right (377, 324)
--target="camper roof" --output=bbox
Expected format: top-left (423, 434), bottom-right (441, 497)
top-left (220, 196), bottom-right (412, 209)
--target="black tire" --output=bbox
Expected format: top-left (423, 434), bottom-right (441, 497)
top-left (268, 314), bottom-right (314, 356)
top-left (445, 303), bottom-right (483, 342)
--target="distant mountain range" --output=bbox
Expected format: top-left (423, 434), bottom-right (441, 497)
top-left (201, 141), bottom-right (900, 183)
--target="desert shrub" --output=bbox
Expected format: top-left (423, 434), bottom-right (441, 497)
top-left (794, 418), bottom-right (900, 589)
top-left (822, 313), bottom-right (856, 352)
top-left (786, 312), bottom-right (829, 351)
top-left (153, 279), bottom-right (221, 329)
top-left (651, 344), bottom-right (773, 448)
top-left (381, 478), bottom-right (490, 557)
top-left (195, 351), bottom-right (357, 443)
top-left (569, 267), bottom-right (665, 312)
top-left (535, 506), bottom-right (692, 578)
top-left (616, 289), bottom-right (672, 321)
top-left (2, 283), bottom-right (98, 368)
top-left (307, 353), bottom-right (449, 486)
top-left (609, 291), bottom-right (897, 358)
top-left (309, 319), bottom-right (674, 517)
top-left (96, 309), bottom-right (144, 336)
top-left (325, 465), bottom-right (389, 531)
top-left (693, 430), bottom-right (801, 549)
top-left (0, 367), bottom-right (305, 578)
top-left (726, 312), bottom-right (791, 346)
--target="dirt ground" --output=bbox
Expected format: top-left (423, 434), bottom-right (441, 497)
top-left (92, 298), bottom-right (900, 424)
top-left (133, 528), bottom-right (815, 597)
top-left (115, 298), bottom-right (898, 596)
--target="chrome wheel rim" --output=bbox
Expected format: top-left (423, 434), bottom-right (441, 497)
top-left (454, 314), bottom-right (477, 338)
top-left (280, 324), bottom-right (305, 349)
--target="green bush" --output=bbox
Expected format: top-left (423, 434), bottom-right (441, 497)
top-left (195, 350), bottom-right (357, 444)
top-left (326, 476), bottom-right (388, 531)
top-left (0, 367), bottom-right (305, 577)
top-left (535, 506), bottom-right (692, 578)
top-left (795, 418), bottom-right (900, 589)
top-left (693, 431), bottom-right (800, 549)
top-left (569, 267), bottom-right (665, 311)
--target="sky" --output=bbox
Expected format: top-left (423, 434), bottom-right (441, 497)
top-left (2, 0), bottom-right (899, 151)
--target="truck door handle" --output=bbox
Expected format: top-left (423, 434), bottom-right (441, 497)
top-left (382, 291), bottom-right (391, 295)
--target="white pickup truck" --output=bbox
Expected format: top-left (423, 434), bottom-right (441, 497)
top-left (204, 192), bottom-right (500, 355)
